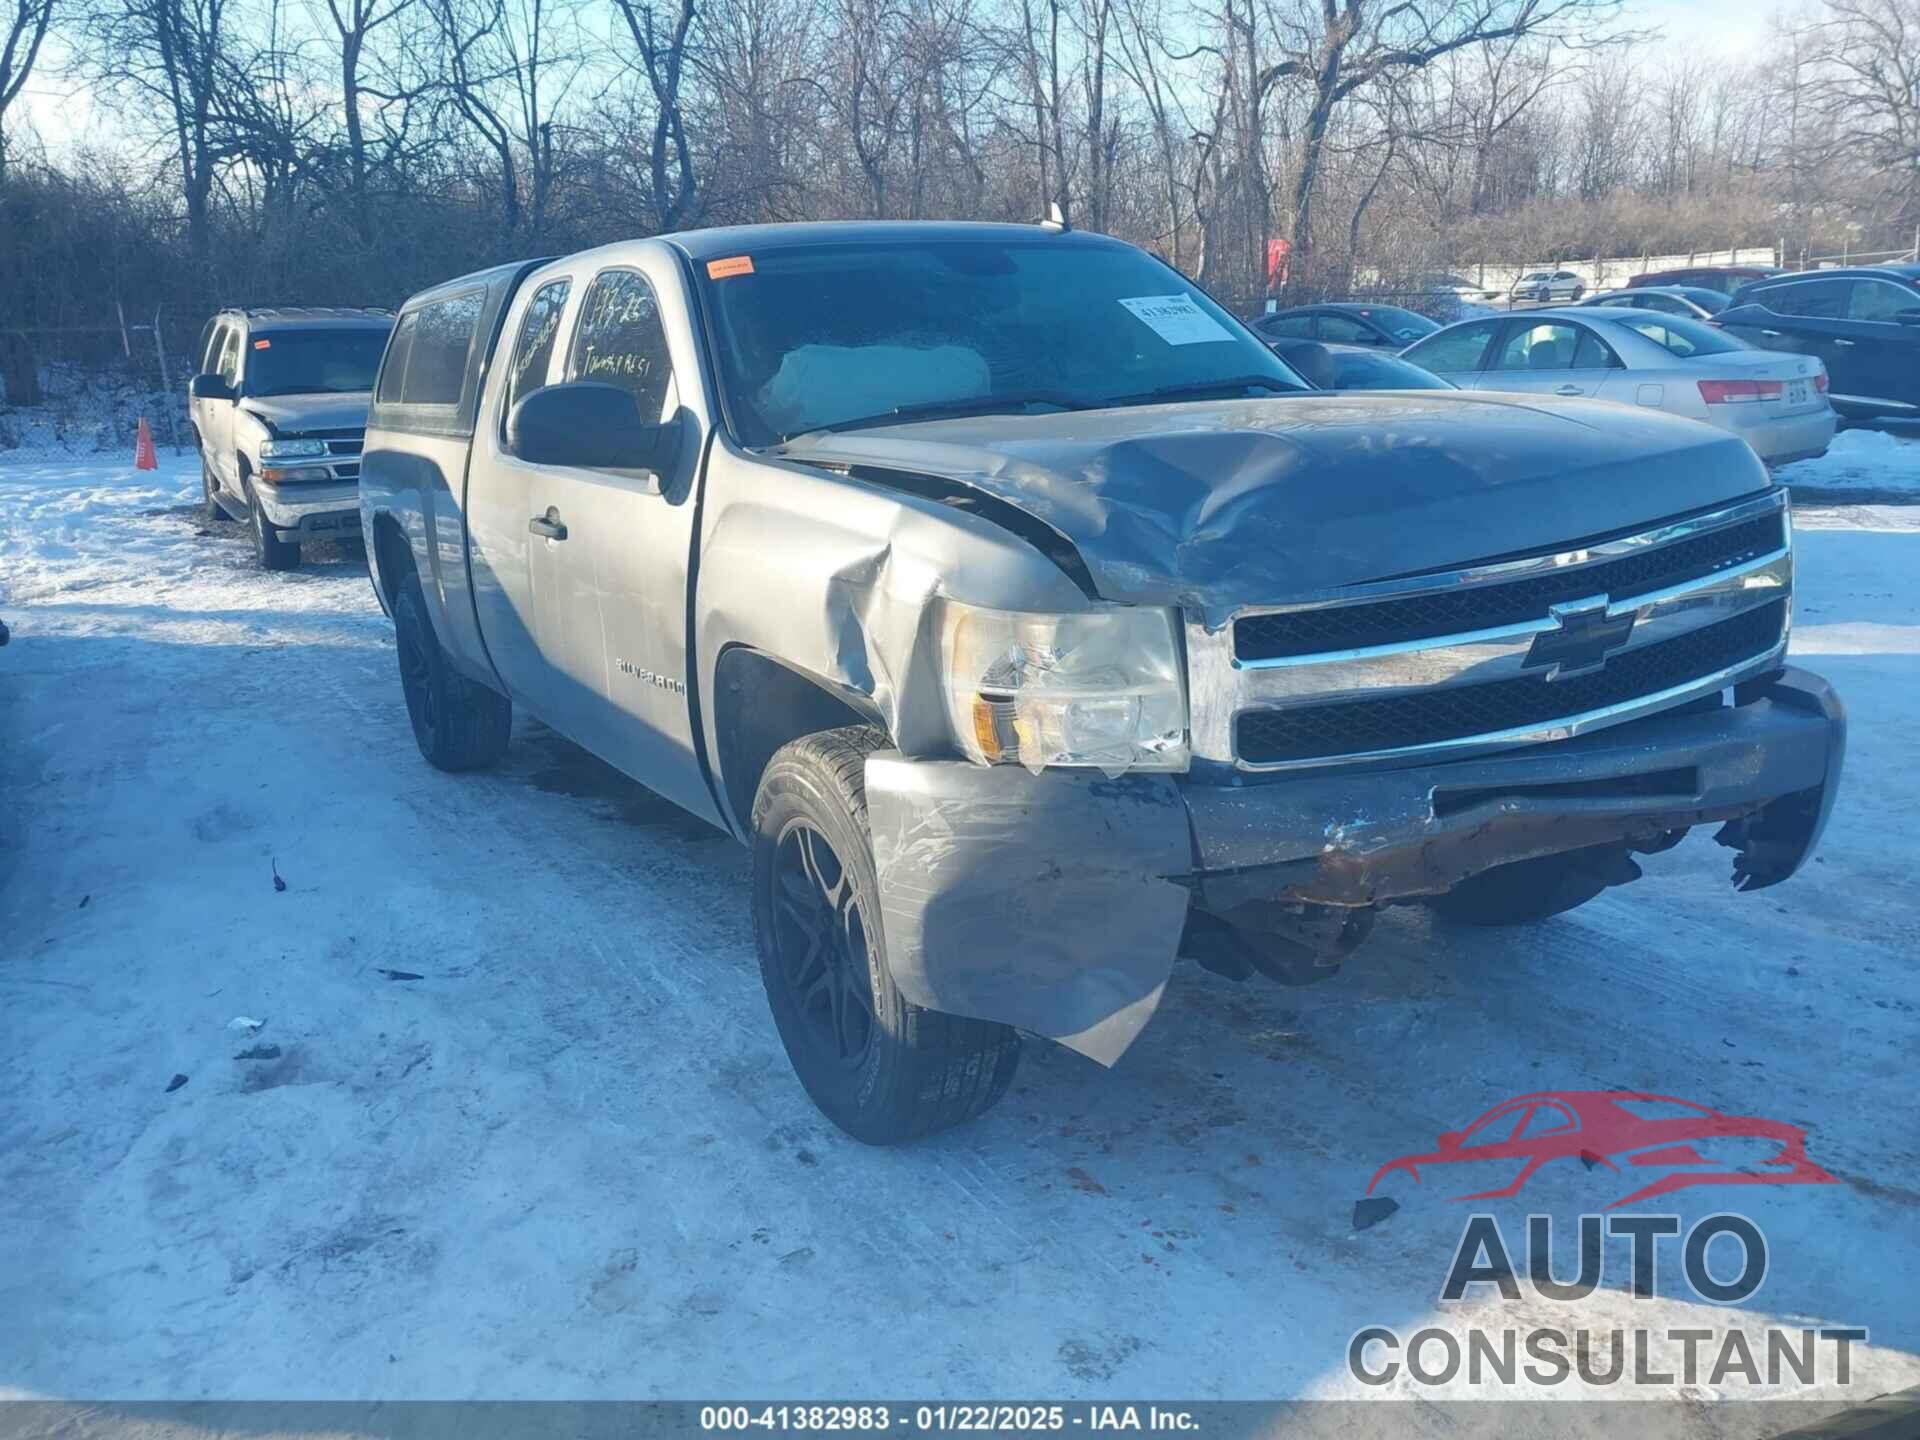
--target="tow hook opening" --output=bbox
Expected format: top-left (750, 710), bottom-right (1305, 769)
top-left (1180, 902), bottom-right (1376, 986)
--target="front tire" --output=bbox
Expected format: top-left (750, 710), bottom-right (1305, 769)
top-left (392, 566), bottom-right (512, 771)
top-left (752, 726), bottom-right (1019, 1144)
top-left (246, 479), bottom-right (300, 571)
top-left (1428, 847), bottom-right (1615, 927)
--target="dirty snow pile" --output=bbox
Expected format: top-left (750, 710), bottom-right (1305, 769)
top-left (1779, 425), bottom-right (1920, 499)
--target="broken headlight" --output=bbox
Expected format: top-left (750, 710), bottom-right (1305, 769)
top-left (937, 601), bottom-right (1189, 775)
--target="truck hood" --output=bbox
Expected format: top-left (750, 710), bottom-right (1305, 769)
top-left (239, 392), bottom-right (372, 435)
top-left (777, 393), bottom-right (1774, 626)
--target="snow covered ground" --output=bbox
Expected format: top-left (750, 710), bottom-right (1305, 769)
top-left (3, 455), bottom-right (1919, 1429)
top-left (1777, 422), bottom-right (1920, 502)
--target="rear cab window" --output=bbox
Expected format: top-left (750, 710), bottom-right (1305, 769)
top-left (370, 286), bottom-right (493, 435)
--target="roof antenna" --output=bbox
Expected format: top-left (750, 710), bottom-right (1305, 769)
top-left (1040, 202), bottom-right (1069, 233)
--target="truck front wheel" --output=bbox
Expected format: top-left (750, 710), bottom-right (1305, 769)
top-left (245, 479), bottom-right (301, 571)
top-left (751, 727), bottom-right (1020, 1144)
top-left (392, 567), bottom-right (512, 771)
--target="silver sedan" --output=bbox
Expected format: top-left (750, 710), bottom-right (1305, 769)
top-left (1399, 307), bottom-right (1836, 466)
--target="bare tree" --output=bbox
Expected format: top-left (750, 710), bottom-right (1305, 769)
top-left (1811, 0), bottom-right (1920, 229)
top-left (610, 0), bottom-right (699, 229)
top-left (0, 0), bottom-right (55, 182)
top-left (1253, 0), bottom-right (1625, 289)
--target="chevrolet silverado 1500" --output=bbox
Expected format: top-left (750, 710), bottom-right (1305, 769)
top-left (360, 222), bottom-right (1845, 1143)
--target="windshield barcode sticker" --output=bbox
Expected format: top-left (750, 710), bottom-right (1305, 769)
top-left (1119, 294), bottom-right (1232, 346)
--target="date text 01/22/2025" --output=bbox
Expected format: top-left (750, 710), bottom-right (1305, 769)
top-left (699, 1405), bottom-right (1203, 1432)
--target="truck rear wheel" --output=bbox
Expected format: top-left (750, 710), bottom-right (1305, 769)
top-left (1427, 846), bottom-right (1615, 927)
top-left (393, 567), bottom-right (512, 772)
top-left (751, 726), bottom-right (1020, 1144)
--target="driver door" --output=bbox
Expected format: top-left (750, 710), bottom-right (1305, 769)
top-left (198, 326), bottom-right (242, 488)
top-left (474, 250), bottom-right (721, 826)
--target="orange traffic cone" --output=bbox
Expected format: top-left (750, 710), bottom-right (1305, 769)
top-left (134, 417), bottom-right (158, 471)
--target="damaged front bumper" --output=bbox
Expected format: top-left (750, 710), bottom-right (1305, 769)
top-left (866, 667), bottom-right (1844, 1065)
top-left (254, 477), bottom-right (361, 538)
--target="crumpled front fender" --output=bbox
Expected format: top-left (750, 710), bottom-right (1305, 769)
top-left (864, 753), bottom-right (1193, 1065)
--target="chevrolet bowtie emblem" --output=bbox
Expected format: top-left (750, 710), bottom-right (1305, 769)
top-left (1524, 597), bottom-right (1636, 680)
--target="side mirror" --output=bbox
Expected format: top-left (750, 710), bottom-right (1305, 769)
top-left (1438, 1130), bottom-right (1464, 1151)
top-left (190, 373), bottom-right (234, 400)
top-left (1894, 310), bottom-right (1920, 327)
top-left (508, 381), bottom-right (679, 473)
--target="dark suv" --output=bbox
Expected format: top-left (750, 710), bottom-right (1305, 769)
top-left (1718, 265), bottom-right (1920, 421)
top-left (188, 307), bottom-right (394, 569)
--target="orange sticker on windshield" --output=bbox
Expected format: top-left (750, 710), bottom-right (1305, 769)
top-left (707, 256), bottom-right (754, 279)
top-left (253, 338), bottom-right (272, 349)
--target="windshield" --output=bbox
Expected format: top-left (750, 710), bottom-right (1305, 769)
top-left (244, 329), bottom-right (391, 397)
top-left (1609, 313), bottom-right (1750, 358)
top-left (696, 239), bottom-right (1307, 445)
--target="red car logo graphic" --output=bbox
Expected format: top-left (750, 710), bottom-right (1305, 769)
top-left (1366, 1091), bottom-right (1837, 1209)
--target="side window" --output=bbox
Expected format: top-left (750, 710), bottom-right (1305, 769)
top-left (1405, 322), bottom-right (1499, 375)
top-left (1571, 329), bottom-right (1617, 368)
top-left (199, 322), bottom-right (225, 374)
top-left (1848, 280), bottom-right (1920, 322)
top-left (376, 312), bottom-right (417, 404)
top-left (1259, 313), bottom-right (1315, 340)
top-left (504, 279), bottom-right (573, 422)
top-left (1494, 322), bottom-right (1583, 371)
top-left (217, 327), bottom-right (242, 384)
top-left (1764, 279), bottom-right (1848, 319)
top-left (568, 269), bottom-right (674, 418)
top-left (402, 290), bottom-right (484, 407)
top-left (1317, 313), bottom-right (1373, 343)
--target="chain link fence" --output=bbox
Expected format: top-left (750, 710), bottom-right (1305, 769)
top-left (0, 318), bottom-right (195, 465)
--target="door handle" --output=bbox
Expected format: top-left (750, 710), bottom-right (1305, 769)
top-left (528, 508), bottom-right (568, 541)
top-left (1760, 329), bottom-right (1783, 338)
top-left (1554, 384), bottom-right (1584, 396)
top-left (1833, 339), bottom-right (1857, 348)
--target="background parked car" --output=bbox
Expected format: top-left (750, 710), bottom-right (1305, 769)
top-left (1717, 264), bottom-right (1920, 421)
top-left (1577, 285), bottom-right (1729, 319)
top-left (1510, 269), bottom-right (1586, 303)
top-left (1252, 303), bottom-right (1439, 349)
top-left (1400, 307), bottom-right (1835, 466)
top-left (1628, 265), bottom-right (1780, 295)
top-left (1271, 340), bottom-right (1456, 392)
top-left (1419, 273), bottom-right (1505, 305)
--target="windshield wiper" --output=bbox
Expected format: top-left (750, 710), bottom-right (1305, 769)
top-left (779, 391), bottom-right (1089, 443)
top-left (1097, 375), bottom-right (1302, 408)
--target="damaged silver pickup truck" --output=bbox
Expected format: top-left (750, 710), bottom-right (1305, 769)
top-left (360, 221), bottom-right (1844, 1143)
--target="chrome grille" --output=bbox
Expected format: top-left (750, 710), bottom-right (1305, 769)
top-left (1234, 511), bottom-right (1785, 661)
top-left (1236, 601), bottom-right (1785, 765)
top-left (1185, 491), bottom-right (1792, 772)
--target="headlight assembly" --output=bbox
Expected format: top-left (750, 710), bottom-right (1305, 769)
top-left (937, 601), bottom-right (1189, 776)
top-left (259, 438), bottom-right (329, 460)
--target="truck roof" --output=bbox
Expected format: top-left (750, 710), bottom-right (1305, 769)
top-left (220, 306), bottom-right (394, 330)
top-left (662, 219), bottom-right (1127, 261)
